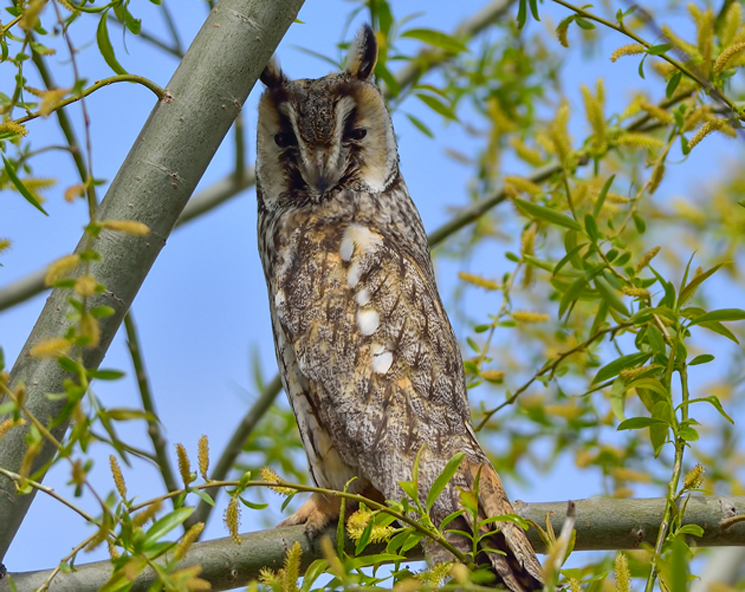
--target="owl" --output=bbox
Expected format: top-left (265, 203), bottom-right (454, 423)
top-left (255, 25), bottom-right (543, 592)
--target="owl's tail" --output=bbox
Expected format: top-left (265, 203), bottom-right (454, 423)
top-left (454, 459), bottom-right (544, 592)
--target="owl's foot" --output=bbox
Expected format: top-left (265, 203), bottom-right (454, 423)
top-left (277, 492), bottom-right (341, 540)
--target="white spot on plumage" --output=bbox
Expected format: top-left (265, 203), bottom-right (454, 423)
top-left (340, 236), bottom-right (354, 262)
top-left (357, 309), bottom-right (379, 335)
top-left (347, 262), bottom-right (361, 288)
top-left (356, 288), bottom-right (371, 306)
top-left (371, 343), bottom-right (393, 374)
top-left (274, 291), bottom-right (285, 308)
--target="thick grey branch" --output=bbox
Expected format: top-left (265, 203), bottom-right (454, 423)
top-left (0, 0), bottom-right (305, 562)
top-left (4, 496), bottom-right (745, 592)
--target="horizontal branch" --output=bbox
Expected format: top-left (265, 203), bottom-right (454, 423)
top-left (4, 496), bottom-right (744, 592)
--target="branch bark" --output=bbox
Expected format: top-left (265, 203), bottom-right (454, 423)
top-left (0, 0), bottom-right (305, 562)
top-left (4, 496), bottom-right (744, 592)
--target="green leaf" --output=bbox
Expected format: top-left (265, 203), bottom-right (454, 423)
top-left (679, 396), bottom-right (733, 423)
top-left (517, 0), bottom-right (528, 29)
top-left (679, 262), bottom-right (724, 306)
top-left (677, 524), bottom-right (704, 538)
top-left (90, 305), bottom-right (116, 319)
top-left (398, 480), bottom-right (418, 503)
top-left (426, 452), bottom-right (465, 512)
top-left (595, 275), bottom-right (630, 317)
top-left (610, 377), bottom-right (626, 421)
top-left (689, 354), bottom-right (714, 366)
top-left (632, 213), bottom-right (646, 234)
top-left (617, 416), bottom-right (669, 430)
top-left (400, 28), bottom-right (468, 53)
top-left (513, 197), bottom-right (583, 231)
top-left (97, 10), bottom-right (128, 75)
top-left (553, 243), bottom-right (587, 276)
top-left (592, 352), bottom-right (651, 384)
top-left (696, 320), bottom-right (739, 343)
top-left (678, 426), bottom-right (699, 441)
top-left (405, 113), bottom-right (434, 138)
top-left (559, 266), bottom-right (604, 318)
top-left (88, 368), bottom-right (125, 380)
top-left (584, 213), bottom-right (598, 241)
top-left (144, 507), bottom-right (193, 544)
top-left (648, 43), bottom-right (673, 55)
top-left (592, 175), bottom-right (615, 219)
top-left (2, 156), bottom-right (48, 215)
top-left (238, 496), bottom-right (268, 510)
top-left (688, 307), bottom-right (745, 326)
top-left (528, 0), bottom-right (540, 21)
top-left (574, 17), bottom-right (595, 29)
top-left (415, 93), bottom-right (458, 121)
top-left (666, 70), bottom-right (683, 98)
top-left (107, 408), bottom-right (155, 421)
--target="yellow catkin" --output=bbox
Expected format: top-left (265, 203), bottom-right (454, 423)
top-left (133, 500), bottom-right (162, 527)
top-left (549, 102), bottom-right (572, 163)
top-left (282, 541), bottom-right (302, 592)
top-left (662, 24), bottom-right (699, 58)
top-left (714, 41), bottom-right (745, 74)
top-left (683, 464), bottom-right (705, 489)
top-left (0, 238), bottom-right (10, 253)
top-left (54, 0), bottom-right (74, 11)
top-left (109, 455), bottom-right (127, 499)
top-left (504, 175), bottom-right (543, 196)
top-left (29, 337), bottom-right (71, 358)
top-left (260, 466), bottom-right (293, 495)
top-left (174, 522), bottom-right (205, 560)
top-left (100, 219), bottom-right (151, 236)
top-left (79, 313), bottom-right (101, 348)
top-left (0, 121), bottom-right (28, 137)
top-left (40, 88), bottom-right (68, 117)
top-left (481, 370), bottom-right (506, 383)
top-left (107, 540), bottom-right (120, 559)
top-left (347, 508), bottom-right (395, 543)
top-left (198, 435), bottom-right (210, 481)
top-left (416, 562), bottom-right (453, 586)
top-left (635, 246), bottom-right (661, 273)
top-left (24, 86), bottom-right (45, 98)
top-left (682, 107), bottom-right (709, 133)
top-left (641, 101), bottom-right (675, 125)
top-left (581, 80), bottom-right (606, 152)
top-left (615, 552), bottom-right (631, 592)
top-left (74, 274), bottom-right (99, 298)
top-left (64, 184), bottom-right (85, 202)
top-left (610, 43), bottom-right (647, 62)
top-left (722, 1), bottom-right (743, 46)
top-left (621, 286), bottom-right (651, 298)
top-left (19, 441), bottom-right (42, 480)
top-left (512, 310), bottom-right (549, 323)
top-left (688, 119), bottom-right (737, 150)
top-left (568, 577), bottom-right (583, 592)
top-left (648, 162), bottom-right (665, 195)
top-left (611, 467), bottom-right (652, 482)
top-left (616, 132), bottom-right (664, 151)
top-left (0, 418), bottom-right (25, 442)
top-left (170, 566), bottom-right (211, 591)
top-left (619, 364), bottom-right (659, 381)
top-left (175, 443), bottom-right (193, 486)
top-left (224, 496), bottom-right (241, 544)
top-left (44, 254), bottom-right (80, 286)
top-left (509, 137), bottom-right (544, 166)
top-left (19, 0), bottom-right (45, 30)
top-left (13, 384), bottom-right (26, 407)
top-left (457, 271), bottom-right (499, 290)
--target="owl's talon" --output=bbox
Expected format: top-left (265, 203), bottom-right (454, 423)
top-left (276, 492), bottom-right (341, 539)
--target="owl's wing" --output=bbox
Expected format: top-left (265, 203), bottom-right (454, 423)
top-left (272, 218), bottom-right (474, 489)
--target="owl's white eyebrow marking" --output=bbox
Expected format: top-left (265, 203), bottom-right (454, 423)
top-left (370, 343), bottom-right (393, 374)
top-left (357, 309), bottom-right (379, 335)
top-left (356, 288), bottom-right (371, 306)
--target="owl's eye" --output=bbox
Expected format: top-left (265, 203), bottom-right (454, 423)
top-left (274, 132), bottom-right (297, 148)
top-left (348, 128), bottom-right (367, 141)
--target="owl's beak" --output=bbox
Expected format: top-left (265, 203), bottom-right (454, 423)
top-left (310, 150), bottom-right (339, 195)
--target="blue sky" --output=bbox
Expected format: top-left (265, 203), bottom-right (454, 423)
top-left (1, 0), bottom-right (743, 581)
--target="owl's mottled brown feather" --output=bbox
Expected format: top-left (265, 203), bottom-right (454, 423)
top-left (256, 24), bottom-right (543, 592)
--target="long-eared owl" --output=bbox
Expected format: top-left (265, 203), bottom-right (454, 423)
top-left (256, 25), bottom-right (543, 592)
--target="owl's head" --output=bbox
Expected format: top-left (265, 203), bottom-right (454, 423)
top-left (256, 25), bottom-right (398, 207)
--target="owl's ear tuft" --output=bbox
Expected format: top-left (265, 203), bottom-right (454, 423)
top-left (260, 57), bottom-right (285, 89)
top-left (346, 24), bottom-right (378, 81)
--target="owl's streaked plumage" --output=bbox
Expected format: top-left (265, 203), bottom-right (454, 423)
top-left (256, 25), bottom-right (543, 592)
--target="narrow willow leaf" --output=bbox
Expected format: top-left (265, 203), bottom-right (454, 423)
top-left (688, 308), bottom-right (745, 326)
top-left (689, 354), bottom-right (714, 366)
top-left (648, 43), bottom-right (673, 55)
top-left (592, 352), bottom-right (651, 385)
top-left (426, 452), bottom-right (465, 512)
top-left (143, 507), bottom-right (193, 544)
top-left (617, 417), bottom-right (669, 430)
top-left (2, 156), bottom-right (48, 215)
top-left (679, 263), bottom-right (725, 306)
top-left (415, 93), bottom-right (458, 121)
top-left (559, 266), bottom-right (604, 318)
top-left (97, 10), bottom-right (128, 75)
top-left (592, 175), bottom-right (615, 219)
top-left (400, 28), bottom-right (468, 53)
top-left (595, 275), bottom-right (630, 317)
top-left (514, 197), bottom-right (582, 231)
top-left (405, 113), bottom-right (434, 138)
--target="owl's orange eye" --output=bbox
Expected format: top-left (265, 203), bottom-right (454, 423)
top-left (348, 128), bottom-right (367, 141)
top-left (274, 132), bottom-right (297, 148)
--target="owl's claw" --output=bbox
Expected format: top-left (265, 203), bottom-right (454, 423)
top-left (277, 492), bottom-right (341, 540)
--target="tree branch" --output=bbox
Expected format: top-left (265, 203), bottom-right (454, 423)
top-left (0, 0), bottom-right (306, 561)
top-left (4, 496), bottom-right (744, 592)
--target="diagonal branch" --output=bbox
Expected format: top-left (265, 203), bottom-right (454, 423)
top-left (0, 0), bottom-right (306, 562)
top-left (4, 495), bottom-right (745, 592)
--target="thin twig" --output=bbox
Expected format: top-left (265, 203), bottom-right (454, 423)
top-left (123, 313), bottom-right (180, 499)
